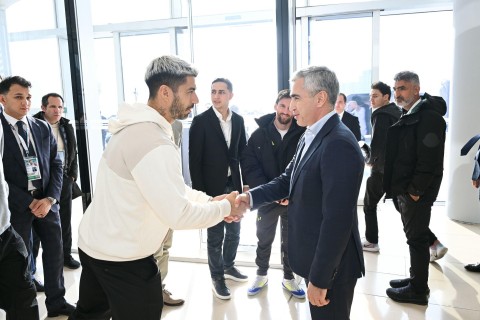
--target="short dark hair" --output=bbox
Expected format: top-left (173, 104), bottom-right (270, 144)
top-left (338, 93), bottom-right (347, 104)
top-left (276, 89), bottom-right (290, 104)
top-left (371, 81), bottom-right (391, 100)
top-left (41, 93), bottom-right (64, 107)
top-left (144, 55), bottom-right (198, 100)
top-left (0, 76), bottom-right (32, 95)
top-left (212, 78), bottom-right (233, 92)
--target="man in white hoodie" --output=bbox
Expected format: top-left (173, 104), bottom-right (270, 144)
top-left (69, 56), bottom-right (246, 320)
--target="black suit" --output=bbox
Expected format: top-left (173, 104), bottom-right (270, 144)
top-left (0, 113), bottom-right (67, 312)
top-left (249, 114), bottom-right (365, 319)
top-left (340, 111), bottom-right (361, 141)
top-left (189, 107), bottom-right (246, 195)
top-left (189, 107), bottom-right (246, 279)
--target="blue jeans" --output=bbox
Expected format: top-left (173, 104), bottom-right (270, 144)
top-left (207, 220), bottom-right (241, 280)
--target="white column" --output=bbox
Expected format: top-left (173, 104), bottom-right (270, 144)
top-left (446, 0), bottom-right (480, 223)
top-left (0, 9), bottom-right (11, 76)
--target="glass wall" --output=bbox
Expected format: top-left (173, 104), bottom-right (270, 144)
top-left (120, 33), bottom-right (171, 104)
top-left (8, 38), bottom-right (63, 114)
top-left (1, 0), bottom-right (454, 261)
top-left (379, 11), bottom-right (453, 116)
top-left (309, 13), bottom-right (373, 137)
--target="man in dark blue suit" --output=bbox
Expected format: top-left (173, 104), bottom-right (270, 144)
top-left (236, 66), bottom-right (365, 319)
top-left (0, 76), bottom-right (75, 317)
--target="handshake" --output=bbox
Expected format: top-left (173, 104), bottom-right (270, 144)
top-left (212, 191), bottom-right (252, 223)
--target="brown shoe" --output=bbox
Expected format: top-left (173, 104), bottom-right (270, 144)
top-left (163, 289), bottom-right (185, 306)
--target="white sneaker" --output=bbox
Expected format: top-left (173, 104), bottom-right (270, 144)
top-left (430, 242), bottom-right (448, 262)
top-left (282, 279), bottom-right (305, 299)
top-left (362, 239), bottom-right (380, 252)
top-left (247, 275), bottom-right (268, 296)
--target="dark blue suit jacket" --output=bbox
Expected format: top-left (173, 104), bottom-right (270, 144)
top-left (250, 114), bottom-right (365, 289)
top-left (0, 113), bottom-right (62, 216)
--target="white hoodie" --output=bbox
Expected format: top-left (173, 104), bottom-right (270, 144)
top-left (78, 103), bottom-right (231, 261)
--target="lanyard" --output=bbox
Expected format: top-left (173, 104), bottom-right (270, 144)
top-left (10, 122), bottom-right (33, 156)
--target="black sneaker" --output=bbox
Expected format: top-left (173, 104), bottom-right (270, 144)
top-left (386, 283), bottom-right (429, 306)
top-left (212, 278), bottom-right (231, 300)
top-left (47, 302), bottom-right (76, 317)
top-left (389, 278), bottom-right (411, 288)
top-left (64, 255), bottom-right (81, 269)
top-left (224, 266), bottom-right (248, 282)
top-left (390, 278), bottom-right (430, 294)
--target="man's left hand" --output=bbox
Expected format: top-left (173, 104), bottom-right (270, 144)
top-left (307, 282), bottom-right (330, 307)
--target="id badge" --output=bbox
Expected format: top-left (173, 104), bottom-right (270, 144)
top-left (24, 156), bottom-right (42, 181)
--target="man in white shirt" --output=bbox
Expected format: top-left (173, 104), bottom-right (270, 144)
top-left (189, 78), bottom-right (248, 300)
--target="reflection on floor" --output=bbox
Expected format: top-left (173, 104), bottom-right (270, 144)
top-left (2, 202), bottom-right (480, 319)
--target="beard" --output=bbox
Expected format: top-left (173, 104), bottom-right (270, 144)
top-left (170, 96), bottom-right (193, 120)
top-left (276, 113), bottom-right (292, 125)
top-left (395, 96), bottom-right (413, 108)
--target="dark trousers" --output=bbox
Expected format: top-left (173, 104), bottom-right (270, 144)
top-left (59, 176), bottom-right (74, 257)
top-left (255, 203), bottom-right (293, 279)
top-left (308, 278), bottom-right (357, 320)
top-left (392, 197), bottom-right (438, 246)
top-left (395, 194), bottom-right (432, 293)
top-left (0, 226), bottom-right (39, 320)
top-left (207, 178), bottom-right (241, 279)
top-left (69, 249), bottom-right (162, 320)
top-left (363, 171), bottom-right (384, 244)
top-left (11, 209), bottom-right (66, 312)
top-left (207, 220), bottom-right (241, 279)
top-left (32, 175), bottom-right (74, 266)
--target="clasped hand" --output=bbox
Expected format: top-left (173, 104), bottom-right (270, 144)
top-left (212, 191), bottom-right (249, 223)
top-left (29, 198), bottom-right (51, 218)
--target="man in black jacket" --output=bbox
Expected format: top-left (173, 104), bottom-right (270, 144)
top-left (362, 82), bottom-right (401, 252)
top-left (384, 71), bottom-right (447, 305)
top-left (241, 89), bottom-right (305, 298)
top-left (33, 93), bottom-right (80, 269)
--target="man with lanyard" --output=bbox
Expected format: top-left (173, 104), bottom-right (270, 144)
top-left (0, 76), bottom-right (75, 317)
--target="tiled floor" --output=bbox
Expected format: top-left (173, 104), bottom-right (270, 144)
top-left (2, 201), bottom-right (480, 319)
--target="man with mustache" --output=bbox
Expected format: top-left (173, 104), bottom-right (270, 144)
top-left (189, 78), bottom-right (248, 300)
top-left (384, 71), bottom-right (447, 305)
top-left (241, 89), bottom-right (305, 297)
top-left (69, 56), bottom-right (246, 320)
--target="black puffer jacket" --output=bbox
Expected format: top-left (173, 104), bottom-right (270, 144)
top-left (241, 113), bottom-right (305, 188)
top-left (33, 111), bottom-right (78, 180)
top-left (367, 103), bottom-right (402, 173)
top-left (383, 93), bottom-right (446, 201)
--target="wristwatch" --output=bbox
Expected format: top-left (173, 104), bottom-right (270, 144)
top-left (47, 197), bottom-right (57, 205)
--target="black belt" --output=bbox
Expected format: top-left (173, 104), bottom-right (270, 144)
top-left (30, 189), bottom-right (44, 199)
